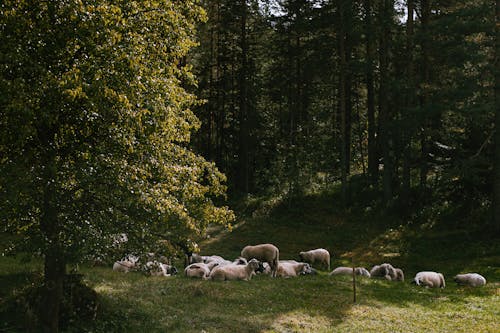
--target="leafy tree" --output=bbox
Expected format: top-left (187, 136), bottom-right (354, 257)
top-left (0, 1), bottom-right (234, 331)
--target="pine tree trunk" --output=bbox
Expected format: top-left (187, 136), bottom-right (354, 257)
top-left (401, 0), bottom-right (415, 206)
top-left (338, 0), bottom-right (348, 204)
top-left (237, 0), bottom-right (249, 194)
top-left (364, 0), bottom-right (378, 185)
top-left (419, 0), bottom-right (431, 188)
top-left (379, 0), bottom-right (393, 203)
top-left (494, 0), bottom-right (500, 229)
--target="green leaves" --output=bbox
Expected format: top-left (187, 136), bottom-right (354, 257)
top-left (0, 0), bottom-right (234, 262)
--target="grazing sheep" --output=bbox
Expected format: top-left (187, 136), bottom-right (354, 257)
top-left (184, 263), bottom-right (212, 279)
top-left (413, 271), bottom-right (446, 288)
top-left (299, 248), bottom-right (330, 271)
top-left (329, 266), bottom-right (371, 277)
top-left (277, 261), bottom-right (312, 278)
top-left (394, 268), bottom-right (404, 281)
top-left (210, 259), bottom-right (261, 281)
top-left (370, 263), bottom-right (397, 280)
top-left (454, 273), bottom-right (486, 287)
top-left (241, 244), bottom-right (280, 277)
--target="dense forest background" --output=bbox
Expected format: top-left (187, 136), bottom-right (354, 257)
top-left (191, 0), bottom-right (499, 230)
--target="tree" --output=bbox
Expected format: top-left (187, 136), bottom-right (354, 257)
top-left (0, 1), bottom-right (234, 332)
top-left (494, 0), bottom-right (500, 229)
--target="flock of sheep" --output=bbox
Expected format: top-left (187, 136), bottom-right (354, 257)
top-left (112, 243), bottom-right (487, 288)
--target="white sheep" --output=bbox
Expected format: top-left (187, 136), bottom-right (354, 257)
top-left (184, 263), bottom-right (212, 279)
top-left (210, 259), bottom-right (261, 281)
top-left (277, 261), bottom-right (312, 278)
top-left (299, 248), bottom-right (330, 271)
top-left (241, 244), bottom-right (280, 277)
top-left (413, 271), bottom-right (446, 288)
top-left (329, 266), bottom-right (371, 277)
top-left (453, 273), bottom-right (486, 287)
top-left (370, 263), bottom-right (397, 280)
top-left (145, 260), bottom-right (171, 277)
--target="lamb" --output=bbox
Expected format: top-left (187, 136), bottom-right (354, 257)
top-left (370, 263), bottom-right (397, 280)
top-left (241, 244), bottom-right (280, 277)
top-left (277, 261), bottom-right (312, 278)
top-left (453, 273), bottom-right (486, 287)
top-left (209, 259), bottom-right (261, 281)
top-left (299, 248), bottom-right (330, 271)
top-left (184, 263), bottom-right (213, 279)
top-left (412, 271), bottom-right (446, 288)
top-left (329, 266), bottom-right (371, 277)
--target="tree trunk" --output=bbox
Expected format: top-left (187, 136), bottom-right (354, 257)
top-left (39, 151), bottom-right (65, 333)
top-left (338, 0), bottom-right (348, 204)
top-left (364, 0), bottom-right (378, 185)
top-left (237, 0), bottom-right (249, 194)
top-left (379, 0), bottom-right (393, 203)
top-left (419, 0), bottom-right (431, 188)
top-left (494, 0), bottom-right (500, 229)
top-left (401, 0), bottom-right (415, 206)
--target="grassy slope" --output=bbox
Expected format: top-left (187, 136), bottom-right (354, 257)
top-left (1, 193), bottom-right (499, 332)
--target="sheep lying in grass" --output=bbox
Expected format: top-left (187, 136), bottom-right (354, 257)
top-left (454, 273), bottom-right (486, 287)
top-left (184, 263), bottom-right (214, 279)
top-left (329, 266), bottom-right (371, 277)
top-left (241, 244), bottom-right (280, 277)
top-left (299, 248), bottom-right (330, 271)
top-left (210, 259), bottom-right (260, 281)
top-left (370, 263), bottom-right (397, 280)
top-left (112, 255), bottom-right (139, 273)
top-left (145, 261), bottom-right (172, 277)
top-left (277, 261), bottom-right (312, 278)
top-left (413, 271), bottom-right (446, 288)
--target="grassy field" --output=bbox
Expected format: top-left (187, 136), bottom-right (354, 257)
top-left (1, 193), bottom-right (499, 332)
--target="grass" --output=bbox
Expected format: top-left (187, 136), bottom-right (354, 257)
top-left (1, 192), bottom-right (499, 332)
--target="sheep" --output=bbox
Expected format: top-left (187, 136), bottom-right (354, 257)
top-left (299, 248), bottom-right (330, 271)
top-left (256, 262), bottom-right (272, 275)
top-left (370, 263), bottom-right (397, 280)
top-left (329, 266), bottom-right (371, 277)
top-left (394, 268), bottom-right (404, 282)
top-left (184, 263), bottom-right (212, 279)
top-left (412, 271), bottom-right (446, 288)
top-left (233, 257), bottom-right (248, 265)
top-left (453, 273), bottom-right (486, 287)
top-left (145, 260), bottom-right (172, 277)
top-left (241, 244), bottom-right (280, 277)
top-left (112, 254), bottom-right (139, 273)
top-left (277, 261), bottom-right (312, 278)
top-left (209, 259), bottom-right (261, 281)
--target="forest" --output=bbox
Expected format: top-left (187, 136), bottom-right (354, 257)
top-left (0, 0), bottom-right (499, 332)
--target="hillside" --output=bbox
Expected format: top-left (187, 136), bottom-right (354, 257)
top-left (1, 192), bottom-right (499, 332)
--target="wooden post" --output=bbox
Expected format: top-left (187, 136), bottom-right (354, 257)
top-left (352, 258), bottom-right (357, 303)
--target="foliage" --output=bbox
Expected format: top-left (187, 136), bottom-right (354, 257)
top-left (0, 0), bottom-right (234, 263)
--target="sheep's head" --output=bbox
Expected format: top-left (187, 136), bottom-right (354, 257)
top-left (255, 261), bottom-right (266, 273)
top-left (166, 265), bottom-right (178, 275)
top-left (298, 252), bottom-right (304, 261)
top-left (248, 259), bottom-right (260, 271)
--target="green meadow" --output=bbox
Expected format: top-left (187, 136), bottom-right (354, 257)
top-left (1, 193), bottom-right (499, 332)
